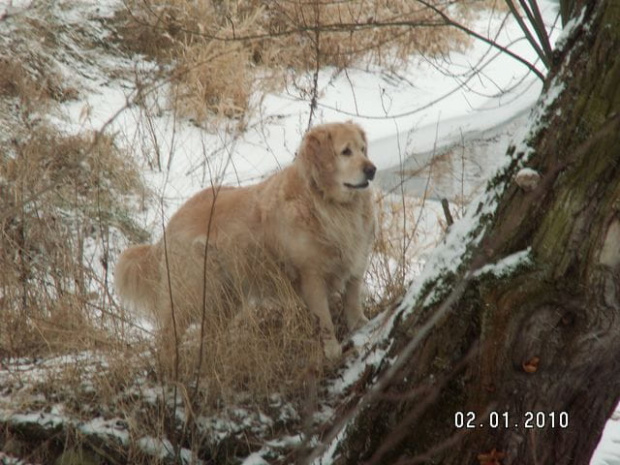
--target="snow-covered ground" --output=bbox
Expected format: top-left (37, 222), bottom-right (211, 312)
top-left (1, 0), bottom-right (619, 462)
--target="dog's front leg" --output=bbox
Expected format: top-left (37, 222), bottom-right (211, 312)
top-left (343, 276), bottom-right (369, 332)
top-left (300, 272), bottom-right (341, 361)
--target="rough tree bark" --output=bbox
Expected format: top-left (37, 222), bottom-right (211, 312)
top-left (320, 1), bottom-right (620, 464)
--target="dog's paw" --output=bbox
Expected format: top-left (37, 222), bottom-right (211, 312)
top-left (347, 314), bottom-right (369, 332)
top-left (323, 338), bottom-right (342, 362)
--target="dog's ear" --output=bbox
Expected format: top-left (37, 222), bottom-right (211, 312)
top-left (358, 125), bottom-right (367, 144)
top-left (297, 126), bottom-right (336, 193)
top-left (349, 121), bottom-right (367, 145)
top-left (302, 126), bottom-right (332, 160)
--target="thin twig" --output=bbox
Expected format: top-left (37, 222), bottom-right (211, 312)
top-left (504, 0), bottom-right (550, 68)
top-left (441, 198), bottom-right (454, 227)
top-left (307, 0), bottom-right (321, 130)
top-left (418, 0), bottom-right (545, 80)
top-left (525, 0), bottom-right (554, 60)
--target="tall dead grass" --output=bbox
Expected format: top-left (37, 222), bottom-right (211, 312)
top-left (146, 234), bottom-right (323, 404)
top-left (178, 299), bottom-right (323, 403)
top-left (0, 8), bottom-right (156, 429)
top-left (0, 124), bottom-right (149, 358)
top-left (118, 0), bottom-right (486, 123)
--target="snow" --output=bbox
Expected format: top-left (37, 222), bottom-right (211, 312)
top-left (555, 4), bottom-right (588, 51)
top-left (327, 323), bottom-right (392, 396)
top-left (592, 408), bottom-right (620, 465)
top-left (0, 0), bottom-right (33, 18)
top-left (473, 247), bottom-right (532, 277)
top-left (78, 417), bottom-right (130, 445)
top-left (313, 427), bottom-right (348, 465)
top-left (5, 412), bottom-right (65, 430)
top-left (137, 437), bottom-right (200, 465)
top-left (241, 453), bottom-right (271, 465)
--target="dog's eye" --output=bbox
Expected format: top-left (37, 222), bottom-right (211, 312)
top-left (341, 147), bottom-right (352, 156)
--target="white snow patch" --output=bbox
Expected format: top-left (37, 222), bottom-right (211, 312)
top-left (555, 5), bottom-right (588, 51)
top-left (4, 412), bottom-right (65, 429)
top-left (137, 437), bottom-right (201, 465)
top-left (510, 75), bottom-right (567, 165)
top-left (395, 185), bottom-right (499, 314)
top-left (312, 426), bottom-right (349, 465)
top-left (241, 453), bottom-right (271, 465)
top-left (266, 434), bottom-right (304, 448)
top-left (0, 0), bottom-right (33, 18)
top-left (78, 417), bottom-right (130, 445)
top-left (474, 248), bottom-right (532, 278)
top-left (591, 403), bottom-right (620, 465)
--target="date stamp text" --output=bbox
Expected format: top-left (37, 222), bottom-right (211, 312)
top-left (454, 411), bottom-right (569, 429)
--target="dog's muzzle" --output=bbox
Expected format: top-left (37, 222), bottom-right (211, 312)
top-left (344, 163), bottom-right (377, 189)
top-left (364, 164), bottom-right (376, 181)
top-left (344, 162), bottom-right (377, 189)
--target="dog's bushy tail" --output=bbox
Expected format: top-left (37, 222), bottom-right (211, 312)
top-left (114, 244), bottom-right (159, 316)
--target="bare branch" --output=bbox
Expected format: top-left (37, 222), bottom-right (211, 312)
top-left (525, 0), bottom-right (554, 59)
top-left (417, 0), bottom-right (545, 81)
top-left (505, 0), bottom-right (550, 68)
top-left (307, 0), bottom-right (321, 130)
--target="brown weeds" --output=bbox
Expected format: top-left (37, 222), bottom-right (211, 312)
top-left (151, 236), bottom-right (323, 404)
top-left (0, 125), bottom-right (149, 358)
top-left (118, 0), bottom-right (485, 122)
top-left (366, 191), bottom-right (448, 316)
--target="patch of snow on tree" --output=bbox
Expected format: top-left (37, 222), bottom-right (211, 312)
top-left (555, 5), bottom-right (588, 52)
top-left (473, 248), bottom-right (532, 278)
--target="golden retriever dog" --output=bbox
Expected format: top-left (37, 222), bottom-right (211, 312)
top-left (115, 122), bottom-right (377, 363)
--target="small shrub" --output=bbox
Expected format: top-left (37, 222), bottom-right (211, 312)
top-left (0, 125), bottom-right (149, 358)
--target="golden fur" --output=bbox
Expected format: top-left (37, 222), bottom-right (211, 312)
top-left (115, 122), bottom-right (377, 362)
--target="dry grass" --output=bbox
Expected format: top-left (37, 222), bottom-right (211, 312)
top-left (0, 124), bottom-right (149, 358)
top-left (0, 7), bottom-right (149, 361)
top-left (178, 299), bottom-right (323, 403)
top-left (174, 40), bottom-right (254, 121)
top-left (366, 190), bottom-right (450, 316)
top-left (149, 238), bottom-right (324, 404)
top-left (0, 56), bottom-right (76, 110)
top-left (116, 0), bottom-right (492, 123)
top-left (0, 117), bottom-right (160, 459)
top-left (0, 14), bottom-right (161, 463)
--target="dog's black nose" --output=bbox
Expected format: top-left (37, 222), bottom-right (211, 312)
top-left (364, 164), bottom-right (376, 181)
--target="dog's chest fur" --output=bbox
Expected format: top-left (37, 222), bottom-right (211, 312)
top-left (267, 192), bottom-right (375, 285)
top-left (257, 166), bottom-right (375, 285)
top-left (310, 194), bottom-right (374, 277)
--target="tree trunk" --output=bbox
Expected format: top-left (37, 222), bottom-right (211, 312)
top-left (323, 1), bottom-right (620, 464)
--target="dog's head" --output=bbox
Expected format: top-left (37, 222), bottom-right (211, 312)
top-left (297, 122), bottom-right (376, 202)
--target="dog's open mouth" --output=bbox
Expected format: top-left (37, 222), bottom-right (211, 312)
top-left (344, 181), bottom-right (370, 189)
